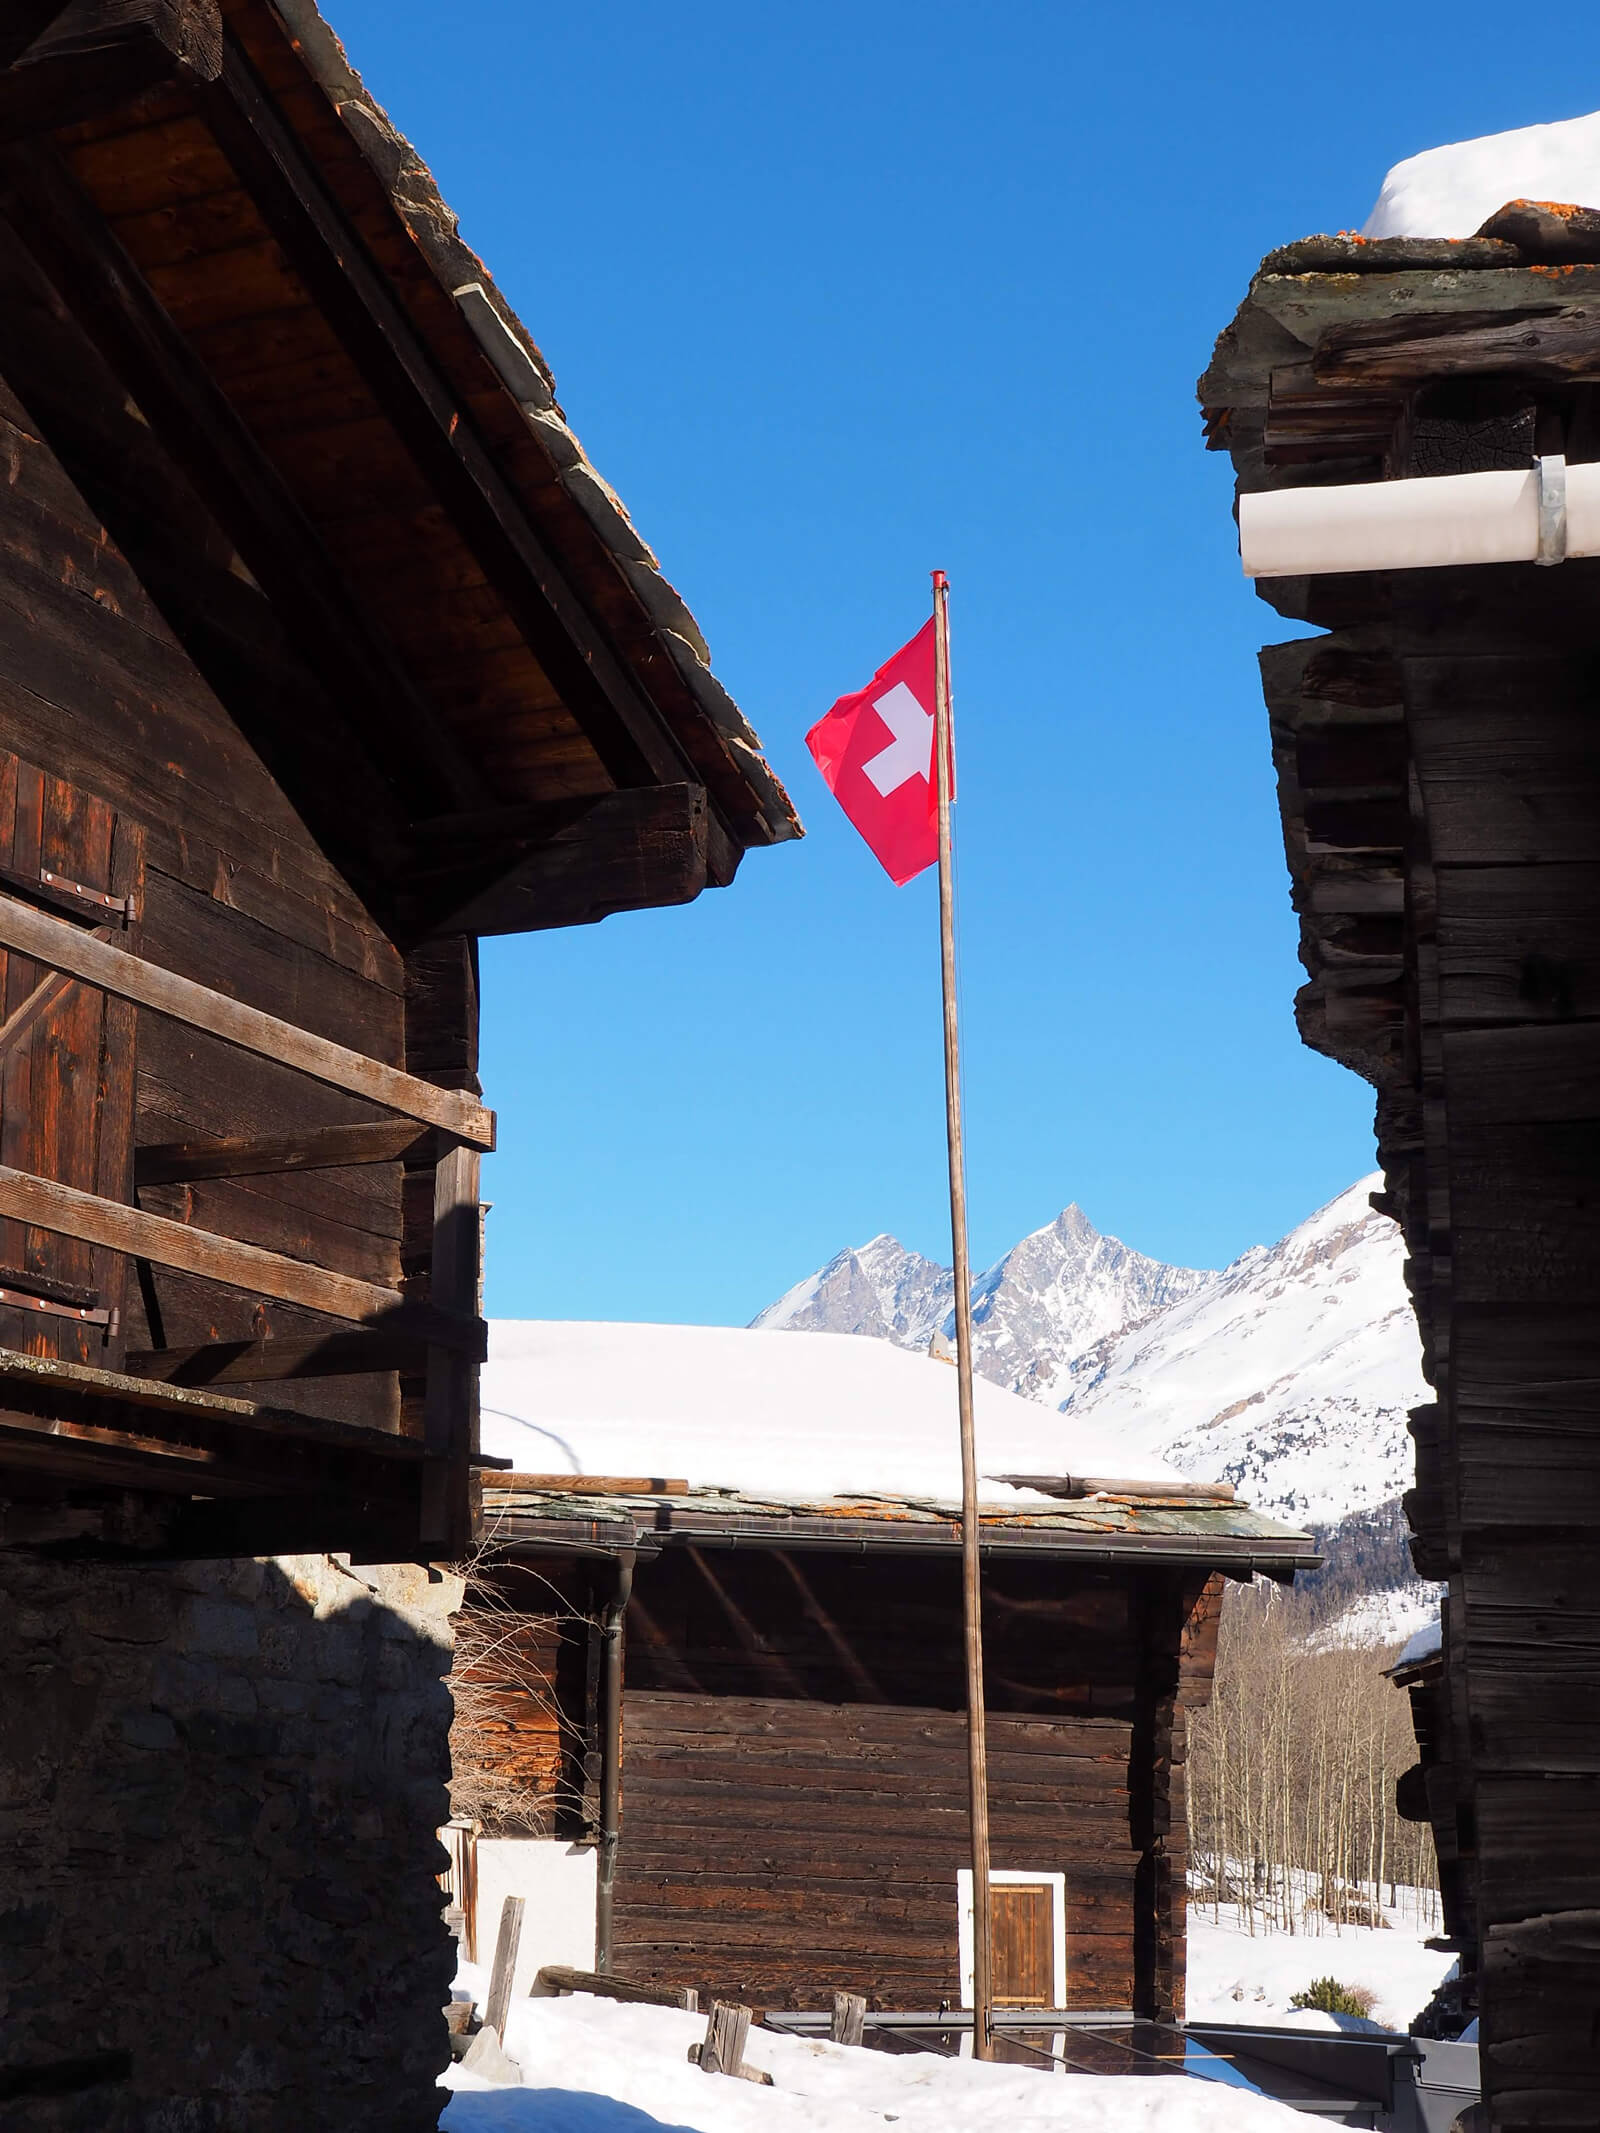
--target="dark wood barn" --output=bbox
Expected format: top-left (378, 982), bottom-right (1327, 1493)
top-left (1202, 200), bottom-right (1600, 2127)
top-left (0, 0), bottom-right (798, 1567)
top-left (461, 1472), bottom-right (1316, 2024)
top-left (0, 8), bottom-right (797, 2123)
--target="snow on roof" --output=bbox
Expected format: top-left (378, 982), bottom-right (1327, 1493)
top-left (482, 1321), bottom-right (1185, 1502)
top-left (1392, 1616), bottom-right (1443, 1672)
top-left (1363, 110), bottom-right (1600, 239)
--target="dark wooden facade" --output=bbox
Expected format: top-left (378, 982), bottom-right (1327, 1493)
top-left (1202, 206), bottom-right (1600, 2127)
top-left (0, 0), bottom-right (797, 1564)
top-left (464, 1484), bottom-right (1317, 2018)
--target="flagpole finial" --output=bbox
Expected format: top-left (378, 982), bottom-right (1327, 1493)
top-left (931, 569), bottom-right (948, 591)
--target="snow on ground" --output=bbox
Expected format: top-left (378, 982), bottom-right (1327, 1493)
top-left (1307, 1587), bottom-right (1439, 1653)
top-left (438, 1994), bottom-right (1311, 2132)
top-left (1363, 109), bottom-right (1600, 238)
top-left (1187, 1897), bottom-right (1454, 2035)
top-left (481, 1321), bottom-right (1184, 1502)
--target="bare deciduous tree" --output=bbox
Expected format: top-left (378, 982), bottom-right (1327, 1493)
top-left (1188, 1584), bottom-right (1439, 1935)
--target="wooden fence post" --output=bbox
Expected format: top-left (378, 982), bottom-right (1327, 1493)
top-left (483, 1894), bottom-right (524, 2039)
top-left (688, 2001), bottom-right (772, 2084)
top-left (830, 1991), bottom-right (867, 2047)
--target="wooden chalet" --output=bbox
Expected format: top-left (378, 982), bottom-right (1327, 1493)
top-left (454, 1323), bottom-right (1318, 2024)
top-left (0, 0), bottom-right (797, 1566)
top-left (1201, 201), bottom-right (1600, 2126)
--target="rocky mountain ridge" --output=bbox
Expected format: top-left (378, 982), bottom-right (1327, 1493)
top-left (753, 1177), bottom-right (1429, 1535)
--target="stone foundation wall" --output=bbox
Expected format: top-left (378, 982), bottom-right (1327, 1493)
top-left (0, 1551), bottom-right (461, 2132)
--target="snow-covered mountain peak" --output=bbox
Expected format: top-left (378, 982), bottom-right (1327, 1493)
top-left (754, 1201), bottom-right (1213, 1405)
top-left (752, 1233), bottom-right (952, 1350)
top-left (754, 1174), bottom-right (1426, 1539)
top-left (1063, 1175), bottom-right (1426, 1524)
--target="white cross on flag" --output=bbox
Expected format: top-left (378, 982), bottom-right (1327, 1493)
top-left (805, 620), bottom-right (948, 885)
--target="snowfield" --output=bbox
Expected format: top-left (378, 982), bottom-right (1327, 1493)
top-left (438, 1994), bottom-right (1312, 2132)
top-left (1187, 1896), bottom-right (1455, 2036)
top-left (480, 1320), bottom-right (1184, 1502)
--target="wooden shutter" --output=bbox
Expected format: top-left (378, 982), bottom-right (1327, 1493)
top-left (990, 1883), bottom-right (1055, 2009)
top-left (0, 751), bottom-right (143, 1368)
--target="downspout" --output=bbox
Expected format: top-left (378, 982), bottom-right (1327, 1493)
top-left (594, 1547), bottom-right (635, 1974)
top-left (1238, 454), bottom-right (1598, 578)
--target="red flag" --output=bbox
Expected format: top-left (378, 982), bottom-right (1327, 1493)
top-left (805, 620), bottom-right (946, 885)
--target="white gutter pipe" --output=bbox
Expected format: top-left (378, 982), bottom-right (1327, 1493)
top-left (1240, 454), bottom-right (1600, 578)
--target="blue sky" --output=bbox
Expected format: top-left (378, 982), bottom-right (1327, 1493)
top-left (327, 0), bottom-right (1593, 1322)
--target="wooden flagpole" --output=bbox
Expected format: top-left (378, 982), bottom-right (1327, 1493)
top-left (931, 568), bottom-right (994, 2059)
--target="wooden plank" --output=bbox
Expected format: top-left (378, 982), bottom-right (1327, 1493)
top-left (491, 1475), bottom-right (689, 1496)
top-left (0, 137), bottom-right (488, 821)
top-left (134, 1119), bottom-right (433, 1185)
top-left (0, 892), bottom-right (494, 1145)
top-left (0, 2), bottom-right (219, 143)
top-left (1315, 305), bottom-right (1600, 387)
top-left (125, 1313), bottom-right (485, 1384)
top-left (534, 1965), bottom-right (697, 2013)
top-left (0, 1), bottom-right (78, 70)
top-left (0, 1162), bottom-right (408, 1322)
top-left (198, 39), bottom-right (697, 804)
top-left (483, 1896), bottom-right (525, 2040)
top-left (401, 786), bottom-right (712, 938)
top-left (422, 1139), bottom-right (480, 1555)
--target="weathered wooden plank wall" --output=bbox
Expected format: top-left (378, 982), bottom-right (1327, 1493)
top-left (624, 1548), bottom-right (1147, 1717)
top-left (0, 224), bottom-right (443, 1434)
top-left (613, 1690), bottom-right (1138, 2012)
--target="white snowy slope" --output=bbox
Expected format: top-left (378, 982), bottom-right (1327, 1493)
top-left (1363, 109), bottom-right (1600, 239)
top-left (754, 1207), bottom-right (1212, 1405)
top-left (480, 1320), bottom-right (1185, 1502)
top-left (1308, 1588), bottom-right (1440, 1654)
top-left (1063, 1178), bottom-right (1427, 1526)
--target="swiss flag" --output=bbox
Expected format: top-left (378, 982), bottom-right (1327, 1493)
top-left (805, 620), bottom-right (946, 886)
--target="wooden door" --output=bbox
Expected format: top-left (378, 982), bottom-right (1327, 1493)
top-left (0, 751), bottom-right (143, 1367)
top-left (991, 1883), bottom-right (1055, 2009)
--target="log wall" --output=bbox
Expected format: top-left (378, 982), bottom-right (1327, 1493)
top-left (0, 222), bottom-right (471, 1442)
top-left (474, 1544), bottom-right (1226, 2018)
top-left (1202, 257), bottom-right (1600, 2123)
top-left (613, 1690), bottom-right (1138, 2011)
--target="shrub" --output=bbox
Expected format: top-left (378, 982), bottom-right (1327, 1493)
top-left (1289, 1977), bottom-right (1377, 2019)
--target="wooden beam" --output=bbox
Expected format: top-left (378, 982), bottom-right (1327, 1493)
top-left (401, 785), bottom-right (712, 938)
top-left (135, 1120), bottom-right (435, 1186)
top-left (0, 0), bottom-right (221, 140)
top-left (488, 1475), bottom-right (688, 1496)
top-left (0, 0), bottom-right (79, 70)
top-left (0, 892), bottom-right (495, 1146)
top-left (0, 1163), bottom-right (409, 1322)
top-left (198, 38), bottom-right (703, 804)
top-left (534, 1966), bottom-right (697, 2013)
top-left (0, 141), bottom-right (490, 818)
top-left (0, 928), bottom-right (107, 1063)
top-left (124, 1317), bottom-right (484, 1386)
top-left (1315, 306), bottom-right (1600, 388)
top-left (421, 1140), bottom-right (480, 1556)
